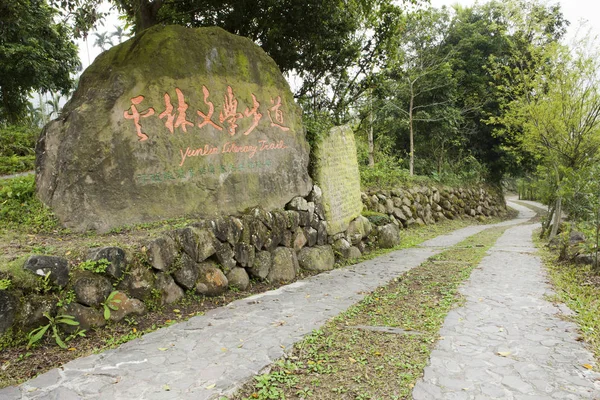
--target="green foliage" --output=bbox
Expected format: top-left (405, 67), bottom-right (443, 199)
top-left (0, 0), bottom-right (79, 123)
top-left (26, 313), bottom-right (83, 350)
top-left (361, 210), bottom-right (390, 227)
top-left (77, 258), bottom-right (111, 274)
top-left (0, 175), bottom-right (59, 233)
top-left (56, 290), bottom-right (76, 308)
top-left (0, 124), bottom-right (38, 174)
top-left (101, 291), bottom-right (121, 320)
top-left (0, 279), bottom-right (11, 290)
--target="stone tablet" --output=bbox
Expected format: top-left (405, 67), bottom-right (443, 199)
top-left (312, 126), bottom-right (362, 235)
top-left (36, 26), bottom-right (312, 232)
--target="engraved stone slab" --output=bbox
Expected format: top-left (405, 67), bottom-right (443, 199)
top-left (312, 125), bottom-right (362, 235)
top-left (36, 25), bottom-right (312, 232)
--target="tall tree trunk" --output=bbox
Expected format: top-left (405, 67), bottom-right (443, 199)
top-left (549, 196), bottom-right (562, 240)
top-left (134, 0), bottom-right (163, 32)
top-left (409, 81), bottom-right (415, 176)
top-left (368, 91), bottom-right (374, 167)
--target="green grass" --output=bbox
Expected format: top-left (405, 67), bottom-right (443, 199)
top-left (233, 226), bottom-right (510, 400)
top-left (534, 230), bottom-right (600, 367)
top-left (0, 175), bottom-right (59, 233)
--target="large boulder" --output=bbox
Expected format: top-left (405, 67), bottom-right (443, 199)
top-left (36, 25), bottom-right (312, 232)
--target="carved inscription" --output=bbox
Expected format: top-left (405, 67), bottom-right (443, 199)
top-left (313, 125), bottom-right (363, 235)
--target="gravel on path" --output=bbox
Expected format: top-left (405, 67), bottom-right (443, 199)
top-left (413, 201), bottom-right (600, 400)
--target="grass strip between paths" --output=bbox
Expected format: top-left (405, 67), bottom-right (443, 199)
top-left (233, 225), bottom-right (510, 400)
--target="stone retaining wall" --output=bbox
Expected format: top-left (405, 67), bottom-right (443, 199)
top-left (0, 184), bottom-right (505, 339)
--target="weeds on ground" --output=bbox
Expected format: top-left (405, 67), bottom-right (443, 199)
top-left (534, 231), bottom-right (600, 367)
top-left (234, 226), bottom-right (509, 400)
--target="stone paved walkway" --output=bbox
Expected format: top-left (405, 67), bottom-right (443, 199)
top-left (0, 204), bottom-right (533, 400)
top-left (413, 201), bottom-right (600, 399)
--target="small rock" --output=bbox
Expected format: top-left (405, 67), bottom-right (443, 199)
top-left (196, 262), bottom-right (228, 296)
top-left (317, 221), bottom-right (328, 245)
top-left (234, 242), bottom-right (255, 268)
top-left (176, 226), bottom-right (216, 262)
top-left (61, 303), bottom-right (105, 333)
top-left (0, 291), bottom-right (18, 334)
top-left (108, 291), bottom-right (146, 323)
top-left (146, 236), bottom-right (178, 271)
top-left (377, 224), bottom-right (401, 248)
top-left (286, 196), bottom-right (309, 211)
top-left (305, 227), bottom-right (318, 247)
top-left (16, 294), bottom-right (57, 330)
top-left (297, 246), bottom-right (335, 272)
top-left (88, 246), bottom-right (126, 279)
top-left (249, 251), bottom-right (271, 280)
top-left (172, 253), bottom-right (199, 290)
top-left (268, 247), bottom-right (298, 283)
top-left (73, 272), bottom-right (113, 307)
top-left (23, 255), bottom-right (70, 288)
top-left (292, 227), bottom-right (307, 251)
top-left (155, 272), bottom-right (184, 305)
top-left (226, 267), bottom-right (250, 290)
top-left (118, 265), bottom-right (155, 301)
top-left (214, 241), bottom-right (237, 274)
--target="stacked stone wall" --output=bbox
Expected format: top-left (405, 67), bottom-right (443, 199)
top-left (0, 183), bottom-right (505, 338)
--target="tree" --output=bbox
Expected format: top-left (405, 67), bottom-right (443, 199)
top-left (0, 0), bottom-right (79, 124)
top-left (110, 25), bottom-right (129, 44)
top-left (494, 41), bottom-right (600, 238)
top-left (379, 8), bottom-right (457, 176)
top-left (93, 32), bottom-right (113, 51)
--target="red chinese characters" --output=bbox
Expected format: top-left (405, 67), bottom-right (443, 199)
top-left (159, 88), bottom-right (194, 133)
top-left (197, 86), bottom-right (222, 131)
top-left (219, 86), bottom-right (243, 136)
top-left (124, 95), bottom-right (155, 141)
top-left (268, 96), bottom-right (290, 131)
top-left (124, 86), bottom-right (289, 140)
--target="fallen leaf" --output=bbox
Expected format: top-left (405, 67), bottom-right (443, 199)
top-left (132, 328), bottom-right (137, 333)
top-left (349, 357), bottom-right (357, 363)
top-left (205, 383), bottom-right (216, 389)
top-left (173, 309), bottom-right (181, 313)
top-left (163, 384), bottom-right (170, 391)
top-left (65, 251), bottom-right (71, 256)
top-left (158, 348), bottom-right (168, 351)
top-left (497, 351), bottom-right (511, 357)
top-left (67, 347), bottom-right (76, 351)
top-left (583, 364), bottom-right (594, 370)
top-left (221, 347), bottom-right (228, 352)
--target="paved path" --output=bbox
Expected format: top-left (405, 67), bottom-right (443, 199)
top-left (0, 171), bottom-right (34, 180)
top-left (413, 201), bottom-right (600, 399)
top-left (0, 205), bottom-right (533, 400)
